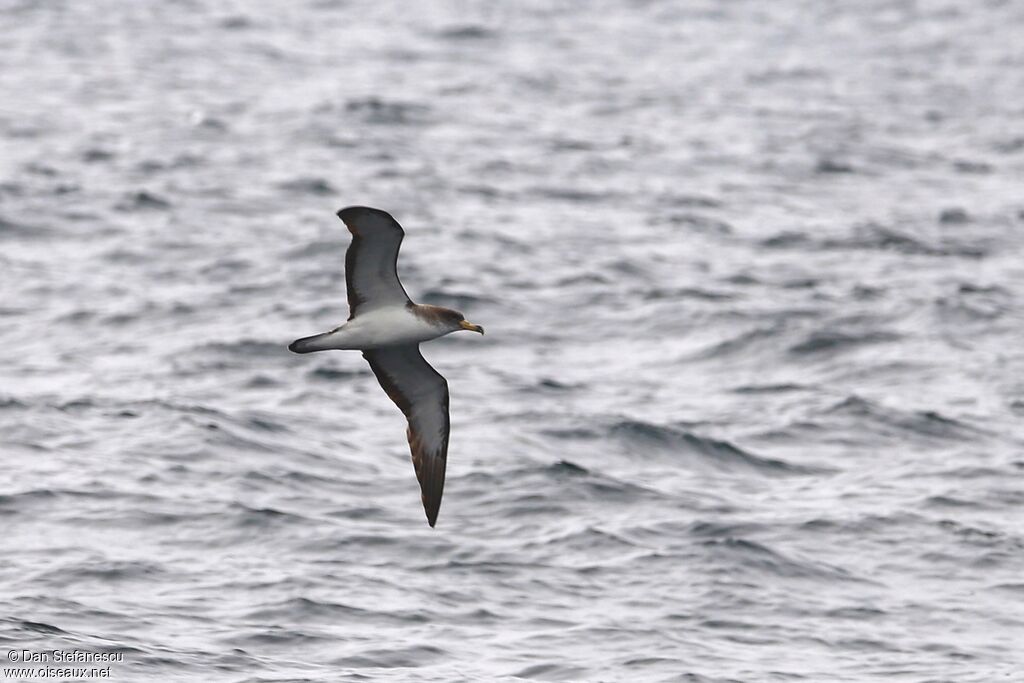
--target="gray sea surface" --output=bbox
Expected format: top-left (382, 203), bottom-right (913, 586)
top-left (2, 1), bottom-right (1024, 681)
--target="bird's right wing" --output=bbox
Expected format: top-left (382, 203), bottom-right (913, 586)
top-left (337, 206), bottom-right (412, 319)
top-left (362, 344), bottom-right (450, 527)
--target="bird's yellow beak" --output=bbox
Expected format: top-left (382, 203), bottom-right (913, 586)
top-left (460, 320), bottom-right (485, 334)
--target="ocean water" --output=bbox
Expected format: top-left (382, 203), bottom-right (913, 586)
top-left (2, 1), bottom-right (1023, 681)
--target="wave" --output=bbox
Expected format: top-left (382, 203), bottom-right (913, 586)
top-left (0, 396), bottom-right (29, 410)
top-left (731, 383), bottom-right (808, 394)
top-left (345, 97), bottom-right (431, 125)
top-left (227, 502), bottom-right (312, 529)
top-left (245, 597), bottom-right (429, 625)
top-left (823, 395), bottom-right (983, 441)
top-left (276, 176), bottom-right (336, 196)
top-left (114, 190), bottom-right (171, 211)
top-left (761, 222), bottom-right (989, 258)
top-left (699, 537), bottom-right (868, 582)
top-left (334, 644), bottom-right (449, 668)
top-left (37, 560), bottom-right (166, 586)
top-left (690, 323), bottom-right (786, 360)
top-left (6, 619), bottom-right (70, 636)
top-left (513, 663), bottom-right (590, 680)
top-left (285, 237), bottom-right (347, 259)
top-left (606, 419), bottom-right (824, 475)
top-left (436, 25), bottom-right (496, 41)
top-left (935, 283), bottom-right (1013, 322)
top-left (418, 288), bottom-right (497, 309)
top-left (788, 329), bottom-right (900, 355)
top-left (200, 337), bottom-right (285, 354)
top-left (642, 286), bottom-right (735, 301)
top-left (528, 186), bottom-right (617, 203)
top-left (660, 212), bottom-right (734, 235)
top-left (457, 459), bottom-right (667, 511)
top-left (0, 214), bottom-right (50, 239)
top-left (307, 365), bottom-right (368, 381)
top-left (193, 339), bottom-right (288, 359)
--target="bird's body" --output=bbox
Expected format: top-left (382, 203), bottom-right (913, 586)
top-left (288, 206), bottom-right (484, 527)
top-left (292, 304), bottom-right (456, 351)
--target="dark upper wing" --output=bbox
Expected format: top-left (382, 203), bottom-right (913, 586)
top-left (362, 344), bottom-right (450, 527)
top-left (336, 206), bottom-right (412, 319)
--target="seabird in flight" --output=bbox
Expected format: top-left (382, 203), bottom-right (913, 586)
top-left (288, 206), bottom-right (484, 527)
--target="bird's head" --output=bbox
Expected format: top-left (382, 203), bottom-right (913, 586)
top-left (458, 317), bottom-right (485, 335)
top-left (414, 304), bottom-right (484, 335)
top-left (438, 307), bottom-right (484, 335)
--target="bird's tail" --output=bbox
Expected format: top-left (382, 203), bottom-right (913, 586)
top-left (288, 332), bottom-right (335, 354)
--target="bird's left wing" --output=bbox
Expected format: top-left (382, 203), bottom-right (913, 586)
top-left (362, 344), bottom-right (450, 527)
top-left (337, 206), bottom-right (412, 319)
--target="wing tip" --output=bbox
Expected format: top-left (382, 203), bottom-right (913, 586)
top-left (336, 206), bottom-right (395, 223)
top-left (336, 206), bottom-right (362, 221)
top-left (419, 458), bottom-right (446, 528)
top-left (423, 496), bottom-right (440, 527)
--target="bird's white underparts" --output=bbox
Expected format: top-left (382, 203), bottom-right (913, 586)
top-left (290, 304), bottom-right (481, 352)
top-left (288, 206), bottom-right (484, 527)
